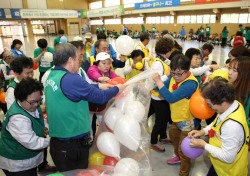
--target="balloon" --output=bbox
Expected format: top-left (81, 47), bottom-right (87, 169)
top-left (209, 69), bottom-right (229, 81)
top-left (33, 63), bottom-right (38, 70)
top-left (189, 90), bottom-right (215, 120)
top-left (104, 107), bottom-right (123, 130)
top-left (107, 77), bottom-right (127, 85)
top-left (60, 36), bottom-right (67, 43)
top-left (125, 101), bottom-right (145, 122)
top-left (88, 165), bottom-right (103, 174)
top-left (103, 156), bottom-right (118, 166)
top-left (114, 158), bottom-right (140, 176)
top-left (115, 92), bottom-right (135, 113)
top-left (114, 115), bottom-right (141, 151)
top-left (115, 35), bottom-right (134, 55)
top-left (97, 132), bottom-right (120, 158)
top-left (135, 62), bottom-right (143, 70)
top-left (44, 52), bottom-right (53, 62)
top-left (181, 137), bottom-right (204, 159)
top-left (89, 152), bottom-right (105, 166)
top-left (0, 92), bottom-right (6, 103)
top-left (9, 70), bottom-right (14, 75)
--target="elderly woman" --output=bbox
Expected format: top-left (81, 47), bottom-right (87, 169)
top-left (0, 78), bottom-right (49, 176)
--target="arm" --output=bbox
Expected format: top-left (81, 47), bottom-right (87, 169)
top-left (0, 65), bottom-right (14, 80)
top-left (112, 57), bottom-right (125, 68)
top-left (33, 50), bottom-right (45, 63)
top-left (190, 65), bottom-right (211, 76)
top-left (87, 66), bottom-right (102, 82)
top-left (109, 70), bottom-right (117, 79)
top-left (123, 59), bottom-right (133, 75)
top-left (6, 87), bottom-right (15, 110)
top-left (6, 114), bottom-right (49, 150)
top-left (61, 73), bottom-right (119, 104)
top-left (109, 44), bottom-right (117, 58)
top-left (83, 60), bottom-right (90, 73)
top-left (151, 61), bottom-right (169, 81)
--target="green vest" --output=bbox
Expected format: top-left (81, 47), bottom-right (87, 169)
top-left (8, 80), bottom-right (17, 89)
top-left (34, 47), bottom-right (54, 73)
top-left (0, 60), bottom-right (12, 89)
top-left (0, 101), bottom-right (44, 160)
top-left (45, 69), bottom-right (90, 138)
top-left (54, 37), bottom-right (60, 46)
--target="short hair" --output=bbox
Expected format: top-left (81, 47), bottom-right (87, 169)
top-left (70, 41), bottom-right (85, 50)
top-left (239, 24), bottom-right (243, 27)
top-left (202, 43), bottom-right (214, 53)
top-left (201, 78), bottom-right (235, 105)
top-left (10, 56), bottom-right (34, 74)
top-left (155, 38), bottom-right (174, 54)
top-left (229, 45), bottom-right (250, 57)
top-left (58, 29), bottom-right (64, 35)
top-left (14, 78), bottom-right (43, 102)
top-left (97, 33), bottom-right (107, 40)
top-left (37, 39), bottom-right (48, 49)
top-left (53, 43), bottom-right (77, 66)
top-left (2, 50), bottom-right (14, 60)
top-left (11, 39), bottom-right (23, 49)
top-left (130, 49), bottom-right (145, 59)
top-left (139, 32), bottom-right (150, 42)
top-left (185, 48), bottom-right (200, 60)
top-left (170, 54), bottom-right (191, 71)
top-left (236, 31), bottom-right (243, 36)
top-left (95, 39), bottom-right (108, 49)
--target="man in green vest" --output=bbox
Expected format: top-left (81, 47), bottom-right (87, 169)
top-left (44, 43), bottom-right (124, 172)
top-left (0, 50), bottom-right (14, 91)
top-left (0, 78), bottom-right (49, 176)
top-left (205, 24), bottom-right (211, 41)
top-left (54, 29), bottom-right (64, 47)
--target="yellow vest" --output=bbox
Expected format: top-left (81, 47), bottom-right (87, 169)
top-left (169, 74), bottom-right (198, 122)
top-left (125, 58), bottom-right (145, 80)
top-left (151, 58), bottom-right (170, 98)
top-left (209, 102), bottom-right (249, 176)
top-left (86, 40), bottom-right (96, 56)
top-left (136, 43), bottom-right (150, 58)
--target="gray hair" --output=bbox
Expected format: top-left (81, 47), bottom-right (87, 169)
top-left (53, 43), bottom-right (77, 66)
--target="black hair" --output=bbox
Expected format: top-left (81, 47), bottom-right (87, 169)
top-left (201, 78), bottom-right (235, 105)
top-left (94, 39), bottom-right (108, 49)
top-left (53, 43), bottom-right (77, 66)
top-left (58, 29), bottom-right (64, 35)
top-left (236, 31), bottom-right (243, 36)
top-left (11, 39), bottom-right (23, 49)
top-left (155, 38), bottom-right (174, 55)
top-left (139, 32), bottom-right (150, 42)
top-left (170, 54), bottom-right (191, 71)
top-left (70, 41), bottom-right (85, 50)
top-left (202, 43), bottom-right (214, 53)
top-left (225, 58), bottom-right (231, 64)
top-left (14, 78), bottom-right (43, 102)
top-left (185, 48), bottom-right (200, 60)
top-left (130, 49), bottom-right (145, 59)
top-left (37, 39), bottom-right (48, 49)
top-left (211, 61), bottom-right (217, 65)
top-left (97, 33), bottom-right (107, 40)
top-left (10, 56), bottom-right (34, 74)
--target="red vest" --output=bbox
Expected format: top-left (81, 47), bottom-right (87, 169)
top-left (233, 36), bottom-right (244, 48)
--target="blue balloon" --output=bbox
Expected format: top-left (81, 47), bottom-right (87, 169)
top-left (181, 137), bottom-right (203, 159)
top-left (60, 36), bottom-right (67, 43)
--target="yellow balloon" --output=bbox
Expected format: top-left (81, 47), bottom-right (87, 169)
top-left (209, 69), bottom-right (229, 81)
top-left (89, 152), bottom-right (105, 166)
top-left (135, 62), bottom-right (143, 70)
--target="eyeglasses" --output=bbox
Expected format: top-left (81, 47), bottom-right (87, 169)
top-left (170, 71), bottom-right (186, 77)
top-left (25, 98), bottom-right (43, 106)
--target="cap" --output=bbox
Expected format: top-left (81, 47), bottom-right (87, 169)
top-left (73, 36), bottom-right (83, 41)
top-left (96, 52), bottom-right (113, 62)
top-left (84, 32), bottom-right (92, 39)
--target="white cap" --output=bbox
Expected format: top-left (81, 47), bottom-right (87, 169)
top-left (73, 36), bottom-right (83, 41)
top-left (84, 32), bottom-right (92, 39)
top-left (96, 52), bottom-right (113, 62)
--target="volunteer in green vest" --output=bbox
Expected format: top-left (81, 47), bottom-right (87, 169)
top-left (44, 43), bottom-right (124, 172)
top-left (141, 24), bottom-right (146, 33)
top-left (188, 78), bottom-right (249, 176)
top-left (0, 78), bottom-right (49, 176)
top-left (54, 29), bottom-right (64, 47)
top-left (205, 24), bottom-right (211, 41)
top-left (33, 39), bottom-right (54, 82)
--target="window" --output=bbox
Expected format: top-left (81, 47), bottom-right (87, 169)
top-left (123, 0), bottom-right (143, 8)
top-left (196, 15), bottom-right (203, 23)
top-left (190, 15), bottom-right (196, 23)
top-left (146, 16), bottom-right (174, 24)
top-left (104, 18), bottom-right (121, 25)
top-left (221, 14), bottom-right (230, 23)
top-left (123, 17), bottom-right (143, 24)
top-left (239, 13), bottom-right (248, 23)
top-left (90, 20), bottom-right (103, 25)
top-left (184, 16), bottom-right (191, 24)
top-left (105, 0), bottom-right (120, 7)
top-left (221, 13), bottom-right (242, 23)
top-left (89, 1), bottom-right (102, 10)
top-left (177, 16), bottom-right (185, 24)
top-left (203, 15), bottom-right (210, 24)
top-left (230, 14), bottom-right (239, 23)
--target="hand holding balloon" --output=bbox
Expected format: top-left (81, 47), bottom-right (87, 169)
top-left (98, 77), bottom-right (111, 83)
top-left (189, 138), bottom-right (207, 149)
top-left (188, 130), bottom-right (205, 138)
top-left (98, 83), bottom-right (114, 90)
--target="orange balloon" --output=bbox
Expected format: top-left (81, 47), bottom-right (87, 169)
top-left (33, 63), bottom-right (38, 70)
top-left (0, 92), bottom-right (6, 103)
top-left (88, 165), bottom-right (103, 174)
top-left (107, 77), bottom-right (126, 85)
top-left (189, 90), bottom-right (215, 120)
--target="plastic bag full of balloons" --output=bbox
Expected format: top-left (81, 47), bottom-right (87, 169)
top-left (89, 70), bottom-right (157, 176)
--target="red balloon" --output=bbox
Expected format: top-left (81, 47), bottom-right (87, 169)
top-left (33, 63), bottom-right (38, 70)
top-left (103, 156), bottom-right (118, 166)
top-left (189, 90), bottom-right (215, 120)
top-left (107, 77), bottom-right (126, 85)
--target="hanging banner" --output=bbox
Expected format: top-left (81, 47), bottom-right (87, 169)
top-left (195, 0), bottom-right (240, 4)
top-left (87, 5), bottom-right (124, 18)
top-left (10, 9), bottom-right (21, 19)
top-left (134, 0), bottom-right (180, 10)
top-left (0, 9), bottom-right (6, 18)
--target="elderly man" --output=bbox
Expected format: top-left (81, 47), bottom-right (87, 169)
top-left (44, 43), bottom-right (124, 172)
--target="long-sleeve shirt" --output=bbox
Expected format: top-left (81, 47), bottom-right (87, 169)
top-left (0, 61), bottom-right (14, 80)
top-left (123, 59), bottom-right (150, 76)
top-left (0, 103), bottom-right (49, 172)
top-left (190, 65), bottom-right (211, 76)
top-left (87, 65), bottom-right (117, 82)
top-left (6, 77), bottom-right (19, 110)
top-left (10, 49), bottom-right (26, 58)
top-left (90, 44), bottom-right (117, 58)
top-left (202, 101), bottom-right (245, 163)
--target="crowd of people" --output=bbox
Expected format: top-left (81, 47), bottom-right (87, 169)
top-left (0, 26), bottom-right (249, 176)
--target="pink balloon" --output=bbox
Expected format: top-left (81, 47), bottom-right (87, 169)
top-left (181, 137), bottom-right (203, 159)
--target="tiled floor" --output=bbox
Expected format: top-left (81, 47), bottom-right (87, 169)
top-left (0, 35), bottom-right (248, 176)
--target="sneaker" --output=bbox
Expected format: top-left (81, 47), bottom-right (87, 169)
top-left (159, 138), bottom-right (171, 144)
top-left (38, 164), bottom-right (57, 173)
top-left (167, 155), bottom-right (181, 164)
top-left (151, 144), bottom-right (165, 153)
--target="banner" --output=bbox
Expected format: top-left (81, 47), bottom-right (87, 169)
top-left (195, 0), bottom-right (240, 4)
top-left (0, 9), bottom-right (6, 18)
top-left (134, 0), bottom-right (180, 10)
top-left (87, 5), bottom-right (124, 18)
top-left (10, 9), bottom-right (21, 19)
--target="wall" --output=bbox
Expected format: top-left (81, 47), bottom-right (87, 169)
top-left (47, 0), bottom-right (88, 9)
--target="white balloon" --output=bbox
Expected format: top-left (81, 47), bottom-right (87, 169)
top-left (114, 158), bottom-right (140, 176)
top-left (115, 35), bottom-right (134, 55)
top-left (125, 101), bottom-right (145, 122)
top-left (44, 52), bottom-right (53, 62)
top-left (104, 107), bottom-right (123, 130)
top-left (97, 132), bottom-right (120, 158)
top-left (115, 92), bottom-right (135, 113)
top-left (114, 115), bottom-right (141, 151)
